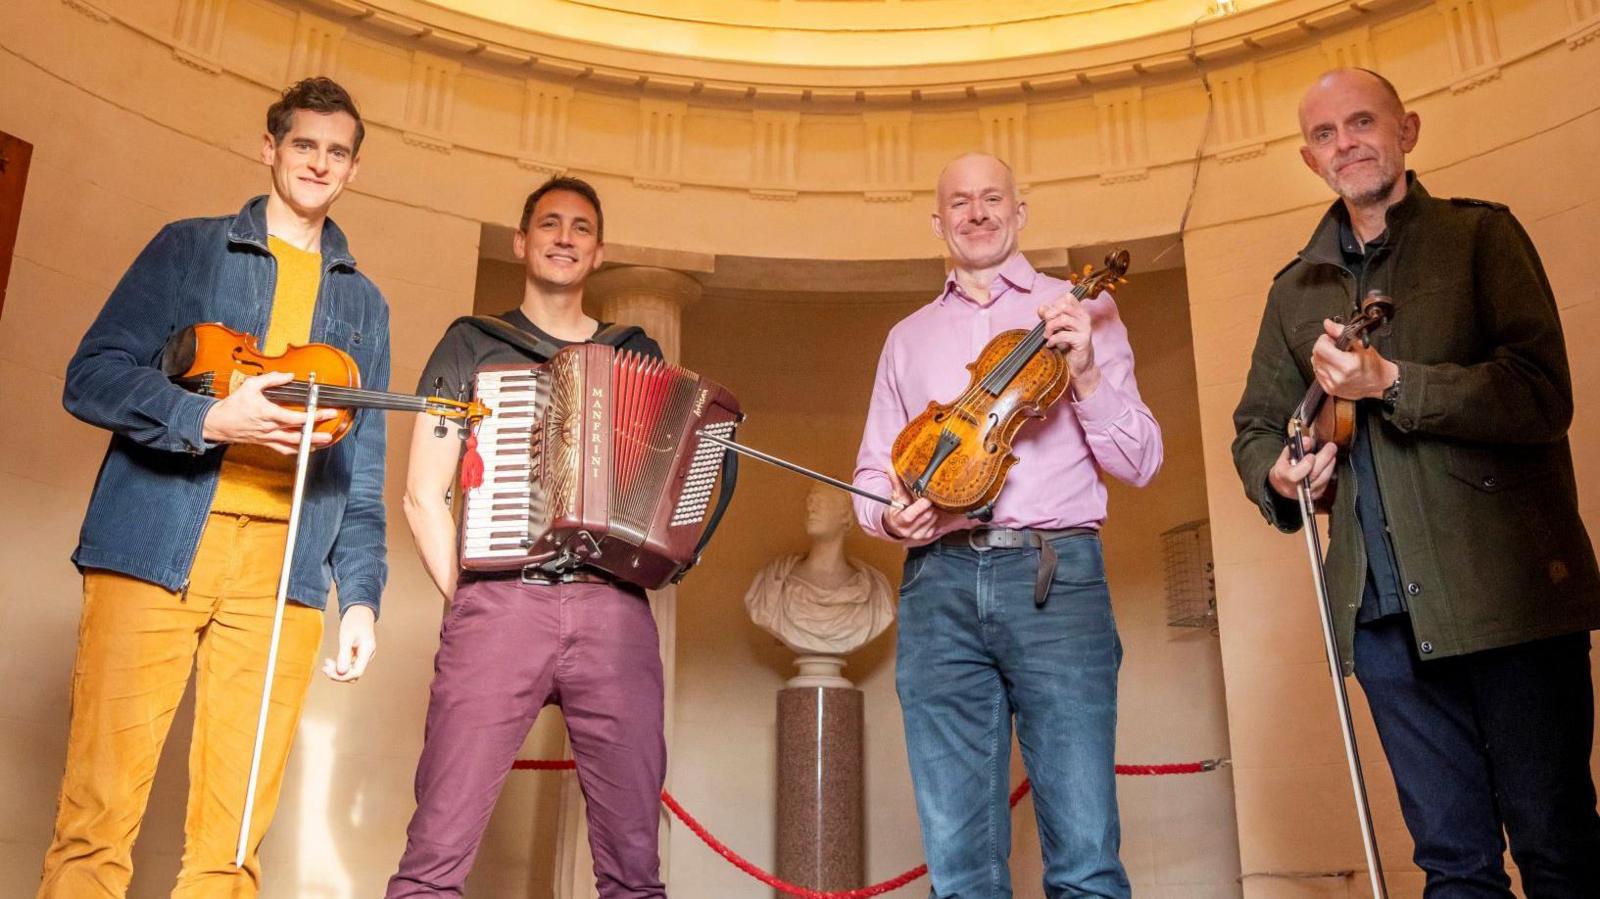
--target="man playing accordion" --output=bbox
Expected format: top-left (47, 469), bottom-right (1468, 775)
top-left (387, 177), bottom-right (669, 899)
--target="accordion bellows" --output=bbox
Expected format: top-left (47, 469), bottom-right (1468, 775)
top-left (461, 343), bottom-right (742, 589)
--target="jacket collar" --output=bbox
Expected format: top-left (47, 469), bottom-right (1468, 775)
top-left (226, 195), bottom-right (356, 270)
top-left (1299, 171), bottom-right (1427, 269)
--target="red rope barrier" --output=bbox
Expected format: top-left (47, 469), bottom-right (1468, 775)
top-left (511, 759), bottom-right (577, 770)
top-left (511, 758), bottom-right (1223, 898)
top-left (1115, 761), bottom-right (1213, 776)
top-left (513, 758), bottom-right (1217, 775)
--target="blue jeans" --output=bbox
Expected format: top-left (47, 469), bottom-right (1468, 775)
top-left (895, 534), bottom-right (1130, 899)
top-left (1354, 617), bottom-right (1600, 898)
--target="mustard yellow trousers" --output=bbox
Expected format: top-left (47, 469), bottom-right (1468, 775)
top-left (37, 513), bottom-right (323, 898)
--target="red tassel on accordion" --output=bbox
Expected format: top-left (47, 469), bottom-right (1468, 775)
top-left (460, 428), bottom-right (485, 491)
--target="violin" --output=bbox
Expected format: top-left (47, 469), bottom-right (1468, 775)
top-left (890, 250), bottom-right (1131, 520)
top-left (1285, 290), bottom-right (1395, 510)
top-left (161, 322), bottom-right (490, 447)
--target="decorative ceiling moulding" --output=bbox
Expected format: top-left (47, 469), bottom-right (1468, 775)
top-left (291, 0), bottom-right (1432, 107)
top-left (62, 0), bottom-right (1590, 207)
top-left (1568, 0), bottom-right (1600, 47)
top-left (519, 81), bottom-right (573, 173)
top-left (1320, 24), bottom-right (1374, 68)
top-left (61, 0), bottom-right (113, 23)
top-left (288, 11), bottom-right (347, 83)
top-left (172, 0), bottom-right (231, 74)
top-left (401, 51), bottom-right (460, 152)
top-left (1437, 0), bottom-right (1503, 91)
top-left (1210, 61), bottom-right (1269, 163)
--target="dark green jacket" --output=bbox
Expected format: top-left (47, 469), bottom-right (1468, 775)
top-left (1232, 175), bottom-right (1600, 674)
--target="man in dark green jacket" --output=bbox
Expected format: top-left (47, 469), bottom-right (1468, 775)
top-left (1233, 68), bottom-right (1600, 896)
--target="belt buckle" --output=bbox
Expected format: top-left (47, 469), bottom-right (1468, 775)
top-left (520, 565), bottom-right (556, 586)
top-left (967, 528), bottom-right (993, 552)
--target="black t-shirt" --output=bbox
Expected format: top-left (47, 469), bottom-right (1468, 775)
top-left (415, 308), bottom-right (664, 400)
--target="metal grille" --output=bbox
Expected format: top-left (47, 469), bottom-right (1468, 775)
top-left (1162, 519), bottom-right (1216, 631)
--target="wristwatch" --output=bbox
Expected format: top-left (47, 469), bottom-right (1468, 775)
top-left (1381, 371), bottom-right (1402, 411)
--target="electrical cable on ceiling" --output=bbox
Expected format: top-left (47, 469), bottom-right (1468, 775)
top-left (1151, 6), bottom-right (1221, 266)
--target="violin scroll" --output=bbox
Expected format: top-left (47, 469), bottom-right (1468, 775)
top-left (1068, 249), bottom-right (1131, 299)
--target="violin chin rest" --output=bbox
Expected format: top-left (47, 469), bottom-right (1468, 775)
top-left (160, 324), bottom-right (199, 377)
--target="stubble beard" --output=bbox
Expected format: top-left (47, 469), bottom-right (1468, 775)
top-left (1329, 164), bottom-right (1400, 210)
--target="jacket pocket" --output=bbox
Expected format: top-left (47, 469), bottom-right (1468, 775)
top-left (1444, 445), bottom-right (1549, 493)
top-left (1288, 319), bottom-right (1327, 379)
top-left (322, 318), bottom-right (373, 383)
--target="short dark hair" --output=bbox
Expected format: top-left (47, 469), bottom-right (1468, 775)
top-left (267, 77), bottom-right (365, 154)
top-left (519, 176), bottom-right (604, 241)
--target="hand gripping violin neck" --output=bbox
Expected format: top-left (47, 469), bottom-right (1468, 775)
top-left (890, 250), bottom-right (1130, 520)
top-left (1286, 290), bottom-right (1395, 511)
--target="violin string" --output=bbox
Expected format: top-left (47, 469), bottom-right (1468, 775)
top-left (263, 382), bottom-right (440, 412)
top-left (266, 385), bottom-right (417, 407)
top-left (980, 278), bottom-right (1095, 393)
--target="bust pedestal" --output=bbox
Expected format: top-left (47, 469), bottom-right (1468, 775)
top-left (775, 661), bottom-right (864, 895)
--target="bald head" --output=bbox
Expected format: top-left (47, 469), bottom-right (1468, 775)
top-left (931, 153), bottom-right (1027, 273)
top-left (1299, 68), bottom-right (1405, 136)
top-left (936, 153), bottom-right (1018, 205)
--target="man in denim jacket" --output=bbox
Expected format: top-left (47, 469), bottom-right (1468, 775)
top-left (37, 77), bottom-right (390, 898)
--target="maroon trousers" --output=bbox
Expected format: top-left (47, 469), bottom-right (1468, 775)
top-left (386, 577), bottom-right (667, 898)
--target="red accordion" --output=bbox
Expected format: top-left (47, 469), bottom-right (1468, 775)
top-left (460, 343), bottom-right (742, 589)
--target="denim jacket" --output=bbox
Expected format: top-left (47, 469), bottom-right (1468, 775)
top-left (64, 196), bottom-right (390, 616)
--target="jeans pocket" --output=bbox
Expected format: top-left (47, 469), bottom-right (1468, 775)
top-left (441, 582), bottom-right (478, 634)
top-left (900, 549), bottom-right (932, 594)
top-left (1051, 534), bottom-right (1107, 587)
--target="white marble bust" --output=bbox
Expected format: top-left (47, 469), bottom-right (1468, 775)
top-left (744, 484), bottom-right (895, 656)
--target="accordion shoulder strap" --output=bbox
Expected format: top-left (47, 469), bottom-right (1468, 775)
top-left (591, 322), bottom-right (644, 348)
top-left (450, 316), bottom-right (645, 362)
top-left (450, 315), bottom-right (562, 362)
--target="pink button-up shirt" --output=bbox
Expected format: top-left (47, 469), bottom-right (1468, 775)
top-left (851, 252), bottom-right (1162, 541)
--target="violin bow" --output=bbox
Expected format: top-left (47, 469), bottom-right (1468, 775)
top-left (1285, 423), bottom-right (1389, 899)
top-left (234, 378), bottom-right (322, 868)
top-left (696, 430), bottom-right (905, 511)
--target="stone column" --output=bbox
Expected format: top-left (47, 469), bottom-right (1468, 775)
top-left (776, 659), bottom-right (865, 895)
top-left (553, 265), bottom-right (700, 899)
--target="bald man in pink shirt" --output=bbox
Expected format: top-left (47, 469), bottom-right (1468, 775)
top-left (853, 153), bottom-right (1160, 899)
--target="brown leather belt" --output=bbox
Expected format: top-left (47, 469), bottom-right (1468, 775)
top-left (936, 526), bottom-right (1098, 607)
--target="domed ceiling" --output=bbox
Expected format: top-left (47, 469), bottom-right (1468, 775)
top-left (419, 0), bottom-right (1271, 67)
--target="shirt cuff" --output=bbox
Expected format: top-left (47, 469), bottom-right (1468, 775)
top-left (1069, 377), bottom-right (1129, 428)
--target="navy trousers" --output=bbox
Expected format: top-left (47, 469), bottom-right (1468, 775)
top-left (1353, 617), bottom-right (1600, 898)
